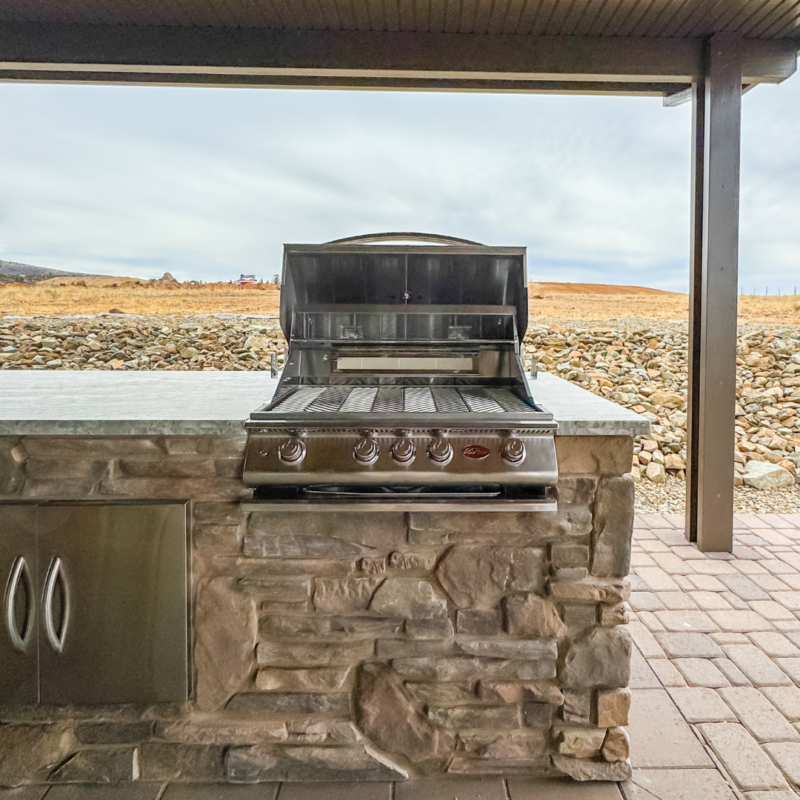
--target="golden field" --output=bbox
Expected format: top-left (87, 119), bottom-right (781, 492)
top-left (0, 280), bottom-right (798, 324)
top-left (0, 281), bottom-right (282, 317)
top-left (531, 291), bottom-right (800, 325)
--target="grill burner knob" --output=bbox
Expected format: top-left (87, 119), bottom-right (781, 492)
top-left (501, 438), bottom-right (526, 464)
top-left (391, 438), bottom-right (416, 464)
top-left (278, 438), bottom-right (306, 464)
top-left (428, 438), bottom-right (453, 464)
top-left (354, 438), bottom-right (380, 464)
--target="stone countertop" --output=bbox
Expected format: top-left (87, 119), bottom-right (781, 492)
top-left (533, 372), bottom-right (650, 436)
top-left (0, 371), bottom-right (649, 436)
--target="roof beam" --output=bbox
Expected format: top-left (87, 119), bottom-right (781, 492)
top-left (0, 23), bottom-right (795, 91)
top-left (663, 82), bottom-right (758, 107)
top-left (0, 69), bottom-right (688, 96)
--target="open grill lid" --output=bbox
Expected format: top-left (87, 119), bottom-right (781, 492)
top-left (279, 233), bottom-right (528, 345)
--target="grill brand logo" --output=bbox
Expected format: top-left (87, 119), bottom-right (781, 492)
top-left (462, 444), bottom-right (490, 460)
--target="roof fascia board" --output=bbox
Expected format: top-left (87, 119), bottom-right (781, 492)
top-left (0, 24), bottom-right (794, 86)
top-left (0, 69), bottom-right (686, 95)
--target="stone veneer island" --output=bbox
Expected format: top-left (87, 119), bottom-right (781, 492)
top-left (0, 371), bottom-right (648, 787)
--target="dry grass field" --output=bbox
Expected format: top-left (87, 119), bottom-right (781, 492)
top-left (0, 279), bottom-right (798, 324)
top-left (0, 281), bottom-right (282, 317)
top-left (528, 286), bottom-right (800, 325)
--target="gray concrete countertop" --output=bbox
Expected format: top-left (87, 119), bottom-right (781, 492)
top-left (0, 370), bottom-right (649, 436)
top-left (533, 372), bottom-right (651, 436)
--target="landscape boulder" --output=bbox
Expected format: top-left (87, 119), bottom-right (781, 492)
top-left (742, 460), bottom-right (794, 490)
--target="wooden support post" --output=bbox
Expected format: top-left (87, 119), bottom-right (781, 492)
top-left (686, 35), bottom-right (742, 552)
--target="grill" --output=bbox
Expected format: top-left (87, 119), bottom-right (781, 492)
top-left (243, 232), bottom-right (558, 510)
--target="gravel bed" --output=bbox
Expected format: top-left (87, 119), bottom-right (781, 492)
top-left (526, 317), bottom-right (800, 495)
top-left (3, 312), bottom-right (800, 513)
top-left (634, 474), bottom-right (800, 514)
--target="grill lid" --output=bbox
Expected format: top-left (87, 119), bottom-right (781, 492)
top-left (279, 233), bottom-right (527, 345)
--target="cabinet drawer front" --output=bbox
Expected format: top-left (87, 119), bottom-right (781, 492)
top-left (37, 504), bottom-right (188, 705)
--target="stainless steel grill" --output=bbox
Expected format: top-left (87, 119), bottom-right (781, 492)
top-left (244, 232), bottom-right (558, 510)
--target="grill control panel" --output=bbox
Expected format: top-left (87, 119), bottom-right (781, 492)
top-left (244, 430), bottom-right (558, 486)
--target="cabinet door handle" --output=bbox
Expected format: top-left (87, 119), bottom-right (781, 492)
top-left (43, 557), bottom-right (70, 654)
top-left (5, 556), bottom-right (33, 654)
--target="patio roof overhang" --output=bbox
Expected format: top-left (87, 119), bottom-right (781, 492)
top-left (1, 0), bottom-right (798, 553)
top-left (0, 20), bottom-right (797, 97)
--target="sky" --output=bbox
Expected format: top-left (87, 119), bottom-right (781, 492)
top-left (0, 70), bottom-right (798, 293)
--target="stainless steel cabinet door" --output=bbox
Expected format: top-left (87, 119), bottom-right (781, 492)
top-left (0, 506), bottom-right (38, 703)
top-left (37, 504), bottom-right (188, 705)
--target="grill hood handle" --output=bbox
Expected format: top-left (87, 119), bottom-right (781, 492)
top-left (324, 232), bottom-right (485, 246)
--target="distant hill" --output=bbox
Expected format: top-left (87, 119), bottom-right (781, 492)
top-left (529, 282), bottom-right (678, 297)
top-left (0, 260), bottom-right (100, 285)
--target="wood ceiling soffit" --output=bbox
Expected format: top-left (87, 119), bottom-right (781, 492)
top-left (1, 0), bottom-right (800, 35)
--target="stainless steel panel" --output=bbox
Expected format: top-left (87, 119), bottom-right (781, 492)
top-left (250, 413), bottom-right (554, 430)
top-left (243, 499), bottom-right (558, 512)
top-left (37, 504), bottom-right (188, 705)
top-left (244, 430), bottom-right (558, 486)
top-left (0, 506), bottom-right (38, 703)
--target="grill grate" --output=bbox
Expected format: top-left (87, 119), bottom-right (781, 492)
top-left (269, 385), bottom-right (533, 414)
top-left (339, 387), bottom-right (379, 412)
top-left (372, 388), bottom-right (404, 413)
top-left (431, 388), bottom-right (469, 413)
top-left (487, 387), bottom-right (534, 412)
top-left (459, 387), bottom-right (504, 414)
top-left (404, 387), bottom-right (438, 413)
top-left (306, 387), bottom-right (353, 412)
top-left (270, 387), bottom-right (326, 412)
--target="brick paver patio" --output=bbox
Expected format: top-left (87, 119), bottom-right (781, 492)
top-left (8, 513), bottom-right (800, 800)
top-left (625, 512), bottom-right (800, 800)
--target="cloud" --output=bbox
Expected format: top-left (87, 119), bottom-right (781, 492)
top-left (0, 71), bottom-right (798, 292)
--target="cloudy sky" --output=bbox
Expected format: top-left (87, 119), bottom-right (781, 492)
top-left (1, 70), bottom-right (798, 293)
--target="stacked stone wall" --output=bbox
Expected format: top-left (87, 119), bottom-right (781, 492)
top-left (0, 434), bottom-right (634, 786)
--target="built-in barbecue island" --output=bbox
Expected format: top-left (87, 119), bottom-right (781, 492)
top-left (0, 238), bottom-right (648, 789)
